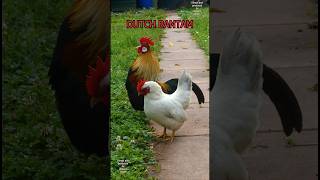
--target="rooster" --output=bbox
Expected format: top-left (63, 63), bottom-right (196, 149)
top-left (137, 70), bottom-right (192, 142)
top-left (48, 0), bottom-right (109, 157)
top-left (125, 37), bottom-right (204, 111)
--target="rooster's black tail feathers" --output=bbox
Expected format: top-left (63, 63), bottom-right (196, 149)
top-left (262, 64), bottom-right (303, 136)
top-left (191, 82), bottom-right (205, 104)
top-left (210, 53), bottom-right (220, 91)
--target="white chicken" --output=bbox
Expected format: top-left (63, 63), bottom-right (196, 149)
top-left (136, 70), bottom-right (192, 142)
top-left (212, 28), bottom-right (263, 180)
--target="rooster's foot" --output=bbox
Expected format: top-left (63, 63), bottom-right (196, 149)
top-left (158, 128), bottom-right (168, 139)
top-left (158, 134), bottom-right (168, 139)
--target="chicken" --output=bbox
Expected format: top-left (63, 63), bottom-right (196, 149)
top-left (137, 70), bottom-right (192, 142)
top-left (212, 29), bottom-right (303, 179)
top-left (212, 29), bottom-right (264, 180)
top-left (210, 47), bottom-right (302, 137)
top-left (48, 0), bottom-right (109, 157)
top-left (125, 37), bottom-right (204, 111)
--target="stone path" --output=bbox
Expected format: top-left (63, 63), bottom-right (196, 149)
top-left (150, 12), bottom-right (210, 180)
top-left (211, 0), bottom-right (318, 179)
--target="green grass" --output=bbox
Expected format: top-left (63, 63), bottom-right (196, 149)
top-left (3, 1), bottom-right (107, 179)
top-left (110, 9), bottom-right (166, 179)
top-left (178, 7), bottom-right (209, 55)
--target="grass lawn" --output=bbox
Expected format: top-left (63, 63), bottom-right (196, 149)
top-left (110, 9), bottom-right (166, 179)
top-left (177, 7), bottom-right (209, 55)
top-left (3, 1), bottom-right (107, 179)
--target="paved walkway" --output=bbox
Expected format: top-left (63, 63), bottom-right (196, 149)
top-left (211, 0), bottom-right (318, 179)
top-left (150, 12), bottom-right (210, 180)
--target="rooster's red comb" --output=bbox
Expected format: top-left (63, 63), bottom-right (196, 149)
top-left (136, 79), bottom-right (147, 93)
top-left (139, 37), bottom-right (154, 46)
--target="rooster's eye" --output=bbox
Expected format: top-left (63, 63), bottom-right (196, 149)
top-left (142, 47), bottom-right (148, 53)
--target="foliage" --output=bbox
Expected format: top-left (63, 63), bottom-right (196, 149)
top-left (178, 7), bottom-right (209, 55)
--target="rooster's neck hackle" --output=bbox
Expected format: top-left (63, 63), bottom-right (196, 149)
top-left (157, 81), bottom-right (170, 93)
top-left (67, 0), bottom-right (107, 59)
top-left (132, 51), bottom-right (160, 81)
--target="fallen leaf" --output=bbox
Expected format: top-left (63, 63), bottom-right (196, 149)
top-left (180, 43), bottom-right (189, 49)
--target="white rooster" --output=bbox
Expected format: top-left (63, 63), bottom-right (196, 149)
top-left (212, 28), bottom-right (263, 180)
top-left (136, 70), bottom-right (192, 142)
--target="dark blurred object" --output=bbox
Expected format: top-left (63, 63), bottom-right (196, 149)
top-left (158, 0), bottom-right (189, 10)
top-left (111, 0), bottom-right (136, 12)
top-left (209, 53), bottom-right (220, 91)
top-left (158, 0), bottom-right (209, 10)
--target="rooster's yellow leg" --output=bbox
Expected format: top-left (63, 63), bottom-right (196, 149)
top-left (159, 128), bottom-right (167, 138)
top-left (170, 130), bottom-right (176, 143)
